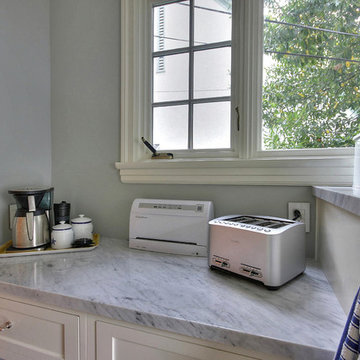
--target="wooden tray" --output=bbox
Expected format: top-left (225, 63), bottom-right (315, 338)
top-left (0, 234), bottom-right (99, 258)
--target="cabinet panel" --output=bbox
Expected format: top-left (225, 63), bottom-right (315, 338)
top-left (0, 297), bottom-right (79, 360)
top-left (96, 321), bottom-right (260, 360)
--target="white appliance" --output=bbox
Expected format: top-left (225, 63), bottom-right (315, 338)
top-left (209, 215), bottom-right (306, 289)
top-left (129, 199), bottom-right (214, 256)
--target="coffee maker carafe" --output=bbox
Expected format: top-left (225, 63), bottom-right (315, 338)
top-left (8, 187), bottom-right (54, 249)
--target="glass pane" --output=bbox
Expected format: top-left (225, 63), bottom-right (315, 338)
top-left (153, 53), bottom-right (189, 103)
top-left (194, 47), bottom-right (231, 99)
top-left (193, 102), bottom-right (231, 149)
top-left (194, 0), bottom-right (232, 45)
top-left (153, 105), bottom-right (188, 150)
top-left (262, 0), bottom-right (360, 150)
top-left (153, 1), bottom-right (189, 52)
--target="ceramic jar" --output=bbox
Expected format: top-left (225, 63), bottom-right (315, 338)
top-left (71, 214), bottom-right (93, 240)
top-left (51, 221), bottom-right (74, 249)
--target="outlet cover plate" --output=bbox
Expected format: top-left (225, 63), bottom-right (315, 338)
top-left (288, 202), bottom-right (310, 233)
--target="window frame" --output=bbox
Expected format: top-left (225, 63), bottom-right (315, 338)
top-left (115, 0), bottom-right (354, 185)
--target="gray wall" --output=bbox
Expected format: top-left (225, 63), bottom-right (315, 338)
top-left (50, 0), bottom-right (316, 257)
top-left (0, 0), bottom-right (51, 244)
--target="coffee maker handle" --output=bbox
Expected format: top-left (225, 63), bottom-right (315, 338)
top-left (28, 195), bottom-right (36, 212)
top-left (25, 212), bottom-right (34, 241)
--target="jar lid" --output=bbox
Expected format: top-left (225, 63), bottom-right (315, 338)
top-left (71, 214), bottom-right (92, 224)
top-left (52, 221), bottom-right (72, 231)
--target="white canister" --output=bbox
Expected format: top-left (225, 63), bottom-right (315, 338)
top-left (51, 221), bottom-right (74, 249)
top-left (71, 214), bottom-right (93, 240)
top-left (353, 134), bottom-right (360, 190)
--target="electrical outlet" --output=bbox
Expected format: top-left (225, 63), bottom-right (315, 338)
top-left (288, 202), bottom-right (310, 233)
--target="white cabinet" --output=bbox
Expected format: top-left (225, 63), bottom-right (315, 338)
top-left (0, 294), bottom-right (287, 360)
top-left (0, 297), bottom-right (79, 360)
top-left (94, 320), bottom-right (286, 360)
top-left (96, 320), bottom-right (252, 360)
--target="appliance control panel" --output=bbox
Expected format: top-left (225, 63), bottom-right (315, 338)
top-left (139, 202), bottom-right (204, 212)
top-left (211, 256), bottom-right (263, 279)
top-left (211, 255), bottom-right (230, 269)
top-left (239, 264), bottom-right (263, 279)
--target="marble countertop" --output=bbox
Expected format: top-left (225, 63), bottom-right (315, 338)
top-left (0, 238), bottom-right (346, 360)
top-left (313, 186), bottom-right (360, 216)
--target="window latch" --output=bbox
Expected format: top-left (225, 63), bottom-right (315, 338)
top-left (235, 106), bottom-right (240, 131)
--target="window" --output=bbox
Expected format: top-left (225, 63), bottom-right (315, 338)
top-left (262, 0), bottom-right (360, 151)
top-left (152, 1), bottom-right (232, 151)
top-left (116, 0), bottom-right (355, 185)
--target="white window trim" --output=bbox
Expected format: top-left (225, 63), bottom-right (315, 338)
top-left (115, 0), bottom-right (355, 186)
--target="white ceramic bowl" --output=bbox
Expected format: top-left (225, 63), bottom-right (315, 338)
top-left (71, 214), bottom-right (93, 240)
top-left (51, 221), bottom-right (74, 249)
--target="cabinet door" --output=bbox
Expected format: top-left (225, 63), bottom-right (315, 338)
top-left (0, 297), bottom-right (79, 360)
top-left (96, 321), bottom-right (259, 360)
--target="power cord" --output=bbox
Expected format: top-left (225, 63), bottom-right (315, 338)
top-left (292, 209), bottom-right (302, 221)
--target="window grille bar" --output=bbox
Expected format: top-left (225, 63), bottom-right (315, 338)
top-left (153, 96), bottom-right (231, 108)
top-left (153, 41), bottom-right (231, 61)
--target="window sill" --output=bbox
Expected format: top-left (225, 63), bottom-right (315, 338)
top-left (115, 156), bottom-right (353, 185)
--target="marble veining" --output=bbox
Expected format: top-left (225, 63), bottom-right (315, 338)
top-left (313, 186), bottom-right (360, 216)
top-left (0, 238), bottom-right (346, 360)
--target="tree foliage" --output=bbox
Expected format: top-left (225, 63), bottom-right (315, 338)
top-left (263, 0), bottom-right (360, 149)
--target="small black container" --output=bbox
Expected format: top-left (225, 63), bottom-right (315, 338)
top-left (54, 201), bottom-right (71, 224)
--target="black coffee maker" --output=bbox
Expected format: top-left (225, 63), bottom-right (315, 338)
top-left (8, 187), bottom-right (54, 249)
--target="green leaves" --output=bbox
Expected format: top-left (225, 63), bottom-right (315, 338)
top-left (263, 0), bottom-right (360, 149)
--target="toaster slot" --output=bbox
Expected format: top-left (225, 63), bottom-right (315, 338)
top-left (256, 221), bottom-right (273, 227)
top-left (252, 220), bottom-right (289, 229)
top-left (241, 219), bottom-right (258, 224)
top-left (267, 223), bottom-right (287, 229)
top-left (229, 216), bottom-right (260, 222)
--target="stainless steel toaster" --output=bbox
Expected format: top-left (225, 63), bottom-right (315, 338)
top-left (209, 215), bottom-right (306, 289)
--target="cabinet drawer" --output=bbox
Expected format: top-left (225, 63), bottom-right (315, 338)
top-left (0, 297), bottom-right (79, 360)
